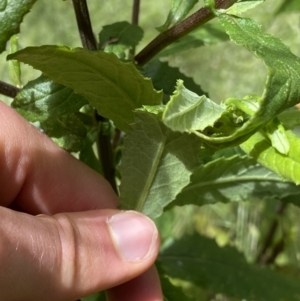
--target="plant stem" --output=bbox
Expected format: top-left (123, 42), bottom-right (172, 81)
top-left (135, 0), bottom-right (238, 66)
top-left (130, 0), bottom-right (141, 57)
top-left (0, 80), bottom-right (20, 98)
top-left (256, 202), bottom-right (288, 265)
top-left (72, 0), bottom-right (117, 193)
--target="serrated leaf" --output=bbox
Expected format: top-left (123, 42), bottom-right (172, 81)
top-left (42, 113), bottom-right (87, 152)
top-left (0, 0), bottom-right (37, 53)
top-left (170, 155), bottom-right (300, 209)
top-left (157, 23), bottom-right (228, 58)
top-left (8, 46), bottom-right (163, 132)
top-left (163, 80), bottom-right (224, 133)
top-left (276, 0), bottom-right (300, 14)
top-left (142, 60), bottom-right (206, 96)
top-left (171, 14), bottom-right (300, 148)
top-left (159, 233), bottom-right (300, 301)
top-left (12, 74), bottom-right (87, 122)
top-left (226, 1), bottom-right (264, 16)
top-left (119, 111), bottom-right (201, 218)
top-left (157, 0), bottom-right (198, 32)
top-left (99, 21), bottom-right (143, 58)
top-left (241, 130), bottom-right (300, 184)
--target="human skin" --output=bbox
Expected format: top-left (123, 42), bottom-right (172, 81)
top-left (0, 100), bottom-right (162, 301)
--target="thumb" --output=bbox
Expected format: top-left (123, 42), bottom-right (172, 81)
top-left (0, 207), bottom-right (159, 301)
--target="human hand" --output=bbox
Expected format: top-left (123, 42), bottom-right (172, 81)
top-left (0, 101), bottom-right (162, 301)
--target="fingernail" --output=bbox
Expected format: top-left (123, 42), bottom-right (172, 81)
top-left (107, 211), bottom-right (158, 262)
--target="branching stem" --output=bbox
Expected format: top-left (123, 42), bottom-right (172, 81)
top-left (135, 0), bottom-right (238, 66)
top-left (72, 0), bottom-right (117, 193)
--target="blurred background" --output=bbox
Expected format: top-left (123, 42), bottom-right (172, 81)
top-left (1, 1), bottom-right (300, 300)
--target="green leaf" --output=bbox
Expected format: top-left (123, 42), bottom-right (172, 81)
top-left (165, 14), bottom-right (300, 148)
top-left (119, 110), bottom-right (201, 218)
top-left (263, 119), bottom-right (290, 155)
top-left (0, 0), bottom-right (37, 53)
top-left (142, 60), bottom-right (206, 96)
top-left (157, 0), bottom-right (198, 32)
top-left (226, 1), bottom-right (264, 16)
top-left (79, 142), bottom-right (103, 175)
top-left (163, 80), bottom-right (224, 133)
top-left (157, 23), bottom-right (228, 58)
top-left (12, 75), bottom-right (87, 122)
top-left (241, 130), bottom-right (300, 184)
top-left (8, 46), bottom-right (163, 132)
top-left (42, 113), bottom-right (87, 152)
top-left (278, 108), bottom-right (300, 129)
top-left (8, 35), bottom-right (22, 87)
top-left (159, 273), bottom-right (196, 301)
top-left (82, 291), bottom-right (106, 301)
top-left (159, 233), bottom-right (300, 301)
top-left (99, 21), bottom-right (143, 58)
top-left (276, 0), bottom-right (300, 14)
top-left (11, 75), bottom-right (88, 152)
top-left (171, 155), bottom-right (300, 208)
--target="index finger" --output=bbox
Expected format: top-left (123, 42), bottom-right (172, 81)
top-left (0, 100), bottom-right (119, 214)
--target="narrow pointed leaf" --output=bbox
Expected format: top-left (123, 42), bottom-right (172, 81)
top-left (163, 80), bottom-right (224, 133)
top-left (0, 0), bottom-right (37, 53)
top-left (171, 155), bottom-right (300, 208)
top-left (119, 111), bottom-right (201, 218)
top-left (8, 46), bottom-right (163, 132)
top-left (226, 1), bottom-right (264, 16)
top-left (157, 0), bottom-right (198, 32)
top-left (159, 233), bottom-right (300, 301)
top-left (241, 130), bottom-right (300, 184)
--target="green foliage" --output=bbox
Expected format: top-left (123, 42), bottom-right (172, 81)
top-left (276, 0), bottom-right (300, 14)
top-left (2, 1), bottom-right (300, 300)
top-left (0, 0), bottom-right (37, 53)
top-left (99, 21), bottom-right (143, 58)
top-left (157, 0), bottom-right (199, 32)
top-left (8, 46), bottom-right (163, 132)
top-left (159, 233), bottom-right (300, 301)
top-left (119, 110), bottom-right (201, 218)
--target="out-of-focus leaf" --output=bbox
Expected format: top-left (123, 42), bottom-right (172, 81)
top-left (276, 0), bottom-right (300, 14)
top-left (79, 142), bottom-right (103, 175)
top-left (142, 60), bottom-right (206, 96)
top-left (163, 80), bottom-right (224, 133)
top-left (157, 23), bottom-right (228, 58)
top-left (241, 130), bottom-right (300, 184)
top-left (99, 21), bottom-right (143, 58)
top-left (119, 110), bottom-right (201, 218)
top-left (157, 0), bottom-right (198, 32)
top-left (170, 155), bottom-right (300, 208)
top-left (8, 46), bottom-right (163, 132)
top-left (82, 291), bottom-right (106, 301)
top-left (0, 0), bottom-right (37, 53)
top-left (159, 233), bottom-right (300, 301)
top-left (278, 108), bottom-right (300, 129)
